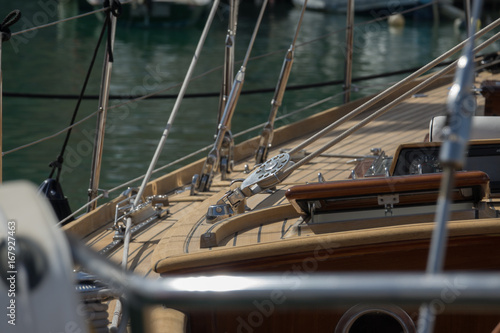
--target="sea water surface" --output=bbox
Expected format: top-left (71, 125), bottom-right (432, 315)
top-left (1, 0), bottom-right (498, 211)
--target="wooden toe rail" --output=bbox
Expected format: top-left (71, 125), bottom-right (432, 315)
top-left (285, 171), bottom-right (490, 215)
top-left (200, 204), bottom-right (300, 248)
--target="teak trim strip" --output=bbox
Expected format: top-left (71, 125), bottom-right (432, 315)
top-left (285, 171), bottom-right (489, 214)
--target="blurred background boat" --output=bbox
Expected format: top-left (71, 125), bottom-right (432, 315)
top-left (291, 0), bottom-right (465, 21)
top-left (86, 0), bottom-right (212, 27)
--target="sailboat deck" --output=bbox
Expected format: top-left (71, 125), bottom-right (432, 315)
top-left (67, 69), bottom-right (500, 330)
top-left (77, 70), bottom-right (500, 274)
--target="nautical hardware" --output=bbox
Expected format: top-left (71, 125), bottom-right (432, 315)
top-left (216, 0), bottom-right (240, 180)
top-left (390, 140), bottom-right (500, 196)
top-left (109, 1), bottom-right (222, 328)
top-left (194, 0), bottom-right (269, 193)
top-left (240, 21), bottom-right (500, 201)
top-left (69, 238), bottom-right (500, 315)
top-left (88, 0), bottom-right (122, 211)
top-left (219, 130), bottom-right (235, 181)
top-left (112, 189), bottom-right (167, 233)
top-left (75, 271), bottom-right (116, 333)
top-left (418, 1), bottom-right (483, 331)
top-left (150, 194), bottom-right (169, 208)
top-left (364, 150), bottom-right (392, 177)
top-left (207, 20), bottom-right (500, 225)
top-left (347, 148), bottom-right (392, 178)
top-left (206, 200), bottom-right (235, 223)
top-left (254, 0), bottom-right (308, 165)
top-left (318, 172), bottom-right (325, 183)
top-left (378, 194), bottom-right (399, 216)
top-left (39, 3), bottom-right (111, 216)
top-left (128, 0), bottom-right (221, 208)
top-left (206, 153), bottom-right (294, 221)
top-left (335, 304), bottom-right (416, 333)
top-left (38, 178), bottom-right (74, 224)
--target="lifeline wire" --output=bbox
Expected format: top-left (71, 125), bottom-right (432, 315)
top-left (11, 1), bottom-right (132, 37)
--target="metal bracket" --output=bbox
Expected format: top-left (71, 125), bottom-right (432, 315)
top-left (206, 153), bottom-right (294, 221)
top-left (318, 172), bottom-right (325, 183)
top-left (220, 131), bottom-right (235, 180)
top-left (364, 149), bottom-right (393, 177)
top-left (378, 194), bottom-right (399, 216)
top-left (308, 200), bottom-right (322, 223)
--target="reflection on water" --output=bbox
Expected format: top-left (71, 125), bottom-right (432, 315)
top-left (0, 1), bottom-right (494, 211)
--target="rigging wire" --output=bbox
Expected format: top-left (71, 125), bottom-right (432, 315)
top-left (58, 53), bottom-right (500, 225)
top-left (2, 60), bottom-right (455, 100)
top-left (0, 55), bottom-right (478, 158)
top-left (2, 110), bottom-right (98, 157)
top-left (10, 1), bottom-right (132, 37)
top-left (48, 2), bottom-right (118, 181)
top-left (1, 68), bottom-right (391, 158)
top-left (3, 1), bottom-right (441, 102)
top-left (1, 0), bottom-right (476, 193)
top-left (56, 80), bottom-right (386, 225)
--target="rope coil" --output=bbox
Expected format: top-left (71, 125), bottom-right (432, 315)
top-left (0, 10), bottom-right (21, 42)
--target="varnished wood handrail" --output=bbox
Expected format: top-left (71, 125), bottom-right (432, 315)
top-left (286, 171), bottom-right (489, 214)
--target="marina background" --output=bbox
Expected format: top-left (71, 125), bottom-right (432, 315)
top-left (1, 0), bottom-right (499, 211)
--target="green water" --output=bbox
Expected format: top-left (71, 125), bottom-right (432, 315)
top-left (0, 0), bottom-right (498, 211)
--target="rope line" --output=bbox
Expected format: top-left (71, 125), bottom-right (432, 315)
top-left (2, 59), bottom-right (455, 100)
top-left (55, 81), bottom-right (388, 224)
top-left (11, 1), bottom-right (132, 37)
top-left (0, 69), bottom-right (407, 157)
top-left (4, 1), bottom-right (440, 101)
top-left (49, 6), bottom-right (112, 180)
